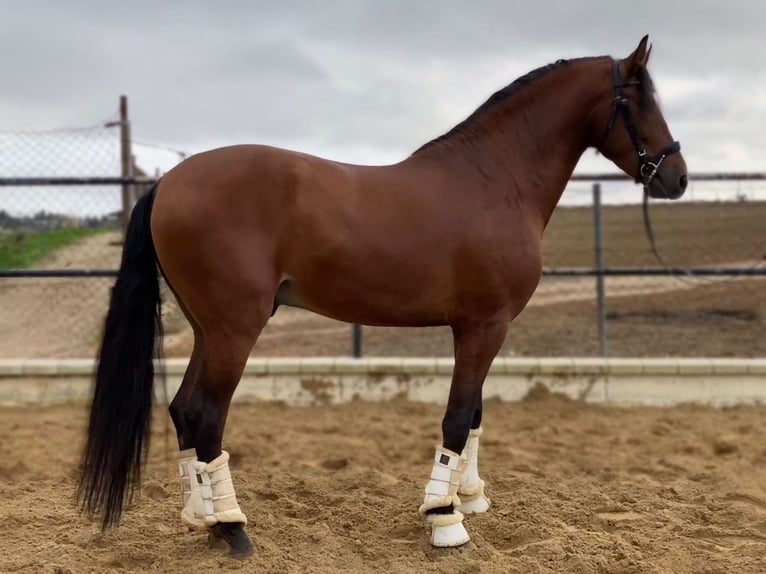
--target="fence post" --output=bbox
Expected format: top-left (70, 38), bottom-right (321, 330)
top-left (351, 323), bottom-right (363, 358)
top-left (119, 95), bottom-right (133, 239)
top-left (592, 182), bottom-right (608, 357)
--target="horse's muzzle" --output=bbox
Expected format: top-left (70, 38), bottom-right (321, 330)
top-left (646, 166), bottom-right (688, 200)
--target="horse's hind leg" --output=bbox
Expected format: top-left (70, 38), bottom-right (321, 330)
top-left (176, 299), bottom-right (273, 558)
top-left (419, 318), bottom-right (507, 547)
top-left (171, 326), bottom-right (211, 530)
top-left (169, 296), bottom-right (204, 450)
top-left (190, 330), bottom-right (256, 557)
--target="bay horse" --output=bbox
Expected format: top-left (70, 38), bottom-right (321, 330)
top-left (78, 35), bottom-right (686, 557)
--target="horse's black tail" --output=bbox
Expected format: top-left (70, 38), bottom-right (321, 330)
top-left (77, 184), bottom-right (163, 529)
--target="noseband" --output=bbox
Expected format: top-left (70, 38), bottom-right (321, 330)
top-left (599, 58), bottom-right (680, 186)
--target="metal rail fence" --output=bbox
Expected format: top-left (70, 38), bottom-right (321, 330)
top-left (2, 172), bottom-right (765, 359)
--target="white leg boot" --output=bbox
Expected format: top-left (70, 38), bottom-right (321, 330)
top-left (419, 446), bottom-right (470, 547)
top-left (192, 450), bottom-right (247, 527)
top-left (457, 427), bottom-right (491, 514)
top-left (178, 448), bottom-right (207, 530)
top-left (179, 449), bottom-right (247, 529)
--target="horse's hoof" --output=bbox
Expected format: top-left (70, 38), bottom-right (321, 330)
top-left (456, 492), bottom-right (491, 515)
top-left (207, 528), bottom-right (227, 550)
top-left (426, 510), bottom-right (470, 547)
top-left (430, 520), bottom-right (471, 547)
top-left (208, 523), bottom-right (255, 558)
top-left (228, 543), bottom-right (255, 560)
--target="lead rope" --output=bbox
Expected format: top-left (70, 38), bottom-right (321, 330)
top-left (642, 188), bottom-right (765, 286)
top-left (642, 188), bottom-right (695, 284)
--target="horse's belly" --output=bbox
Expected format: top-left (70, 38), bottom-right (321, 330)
top-left (274, 273), bottom-right (451, 327)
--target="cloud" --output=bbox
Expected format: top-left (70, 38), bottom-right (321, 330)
top-left (1, 0), bottom-right (765, 175)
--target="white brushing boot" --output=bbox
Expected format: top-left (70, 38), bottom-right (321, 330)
top-left (457, 427), bottom-right (491, 514)
top-left (419, 446), bottom-right (470, 547)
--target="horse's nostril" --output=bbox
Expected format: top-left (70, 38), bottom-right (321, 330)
top-left (679, 174), bottom-right (688, 190)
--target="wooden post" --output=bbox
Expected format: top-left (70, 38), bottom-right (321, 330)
top-left (119, 95), bottom-right (132, 238)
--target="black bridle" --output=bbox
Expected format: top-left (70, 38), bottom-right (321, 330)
top-left (599, 58), bottom-right (681, 187)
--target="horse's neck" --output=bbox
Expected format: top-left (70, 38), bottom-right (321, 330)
top-left (412, 62), bottom-right (605, 230)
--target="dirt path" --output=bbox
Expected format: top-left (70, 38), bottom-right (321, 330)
top-left (2, 393), bottom-right (766, 572)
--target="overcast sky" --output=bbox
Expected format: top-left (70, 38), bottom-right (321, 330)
top-left (2, 1), bottom-right (765, 177)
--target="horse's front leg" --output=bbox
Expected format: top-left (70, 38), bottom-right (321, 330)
top-left (419, 318), bottom-right (507, 547)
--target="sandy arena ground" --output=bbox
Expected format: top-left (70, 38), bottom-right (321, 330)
top-left (2, 390), bottom-right (766, 573)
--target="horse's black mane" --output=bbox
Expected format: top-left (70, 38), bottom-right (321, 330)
top-left (463, 58), bottom-right (575, 121)
top-left (412, 55), bottom-right (656, 154)
top-left (412, 58), bottom-right (576, 154)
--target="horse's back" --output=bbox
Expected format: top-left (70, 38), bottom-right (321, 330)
top-left (158, 144), bottom-right (344, 203)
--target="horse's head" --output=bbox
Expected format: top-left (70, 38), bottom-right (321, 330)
top-left (592, 35), bottom-right (687, 199)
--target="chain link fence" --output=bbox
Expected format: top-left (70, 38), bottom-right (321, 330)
top-left (0, 120), bottom-right (162, 358)
top-left (2, 120), bottom-right (765, 359)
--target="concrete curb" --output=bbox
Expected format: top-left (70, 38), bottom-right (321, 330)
top-left (1, 357), bottom-right (765, 407)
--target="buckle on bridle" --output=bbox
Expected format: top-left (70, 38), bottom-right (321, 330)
top-left (640, 160), bottom-right (659, 180)
top-left (639, 153), bottom-right (668, 185)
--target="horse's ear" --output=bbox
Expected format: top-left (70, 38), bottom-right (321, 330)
top-left (625, 35), bottom-right (650, 78)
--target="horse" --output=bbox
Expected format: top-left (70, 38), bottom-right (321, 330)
top-left (77, 35), bottom-right (686, 558)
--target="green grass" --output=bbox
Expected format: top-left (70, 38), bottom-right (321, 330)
top-left (0, 227), bottom-right (109, 269)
